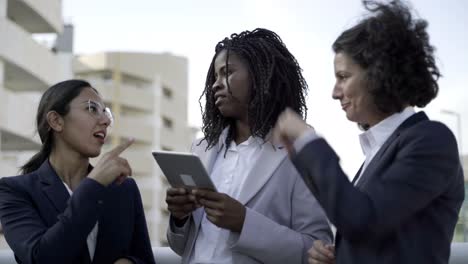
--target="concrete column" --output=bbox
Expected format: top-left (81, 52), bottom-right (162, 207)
top-left (0, 0), bottom-right (6, 18)
top-left (0, 60), bottom-right (4, 152)
top-left (0, 59), bottom-right (4, 84)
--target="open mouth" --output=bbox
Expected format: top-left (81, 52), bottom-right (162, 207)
top-left (93, 132), bottom-right (106, 141)
top-left (215, 95), bottom-right (227, 106)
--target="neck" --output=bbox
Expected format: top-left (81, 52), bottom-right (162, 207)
top-left (365, 111), bottom-right (393, 128)
top-left (234, 119), bottom-right (251, 145)
top-left (49, 145), bottom-right (90, 191)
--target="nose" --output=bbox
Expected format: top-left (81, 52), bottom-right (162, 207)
top-left (211, 75), bottom-right (225, 93)
top-left (332, 82), bottom-right (342, 100)
top-left (100, 114), bottom-right (112, 128)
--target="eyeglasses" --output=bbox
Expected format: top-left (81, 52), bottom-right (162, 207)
top-left (84, 100), bottom-right (114, 126)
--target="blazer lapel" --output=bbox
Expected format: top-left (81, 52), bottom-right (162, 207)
top-left (38, 161), bottom-right (70, 214)
top-left (189, 140), bottom-right (223, 248)
top-left (92, 216), bottom-right (105, 263)
top-left (351, 163), bottom-right (364, 185)
top-left (38, 160), bottom-right (94, 263)
top-left (192, 140), bottom-right (220, 175)
top-left (355, 132), bottom-right (400, 189)
top-left (237, 143), bottom-right (287, 205)
top-left (355, 112), bottom-right (429, 189)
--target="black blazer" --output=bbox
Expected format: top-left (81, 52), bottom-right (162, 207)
top-left (292, 112), bottom-right (464, 264)
top-left (0, 160), bottom-right (155, 264)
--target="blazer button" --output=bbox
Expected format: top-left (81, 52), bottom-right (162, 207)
top-left (98, 200), bottom-right (104, 205)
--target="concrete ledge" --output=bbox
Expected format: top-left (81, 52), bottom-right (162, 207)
top-left (0, 246), bottom-right (181, 264)
top-left (1, 244), bottom-right (467, 263)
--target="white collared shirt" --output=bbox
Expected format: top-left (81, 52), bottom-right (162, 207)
top-left (354, 106), bottom-right (415, 185)
top-left (190, 133), bottom-right (263, 264)
top-left (62, 182), bottom-right (99, 261)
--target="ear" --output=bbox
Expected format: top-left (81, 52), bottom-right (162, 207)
top-left (46, 111), bottom-right (64, 132)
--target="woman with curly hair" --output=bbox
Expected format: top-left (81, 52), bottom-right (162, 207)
top-left (165, 28), bottom-right (332, 264)
top-left (274, 1), bottom-right (464, 263)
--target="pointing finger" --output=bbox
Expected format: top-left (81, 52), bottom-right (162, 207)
top-left (109, 138), bottom-right (135, 156)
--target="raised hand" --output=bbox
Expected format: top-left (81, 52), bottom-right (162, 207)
top-left (88, 138), bottom-right (134, 186)
top-left (273, 108), bottom-right (313, 154)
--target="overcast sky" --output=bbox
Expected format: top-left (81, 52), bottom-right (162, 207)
top-left (63, 0), bottom-right (468, 175)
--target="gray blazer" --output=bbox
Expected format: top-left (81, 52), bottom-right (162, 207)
top-left (167, 138), bottom-right (332, 264)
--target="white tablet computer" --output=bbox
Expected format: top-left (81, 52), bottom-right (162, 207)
top-left (152, 150), bottom-right (217, 191)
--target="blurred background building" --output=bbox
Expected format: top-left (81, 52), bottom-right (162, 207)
top-left (74, 52), bottom-right (196, 245)
top-left (0, 0), bottom-right (73, 176)
top-left (0, 0), bottom-right (195, 248)
top-left (0, 0), bottom-right (73, 248)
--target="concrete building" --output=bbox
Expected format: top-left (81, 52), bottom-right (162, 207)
top-left (0, 0), bottom-right (73, 248)
top-left (74, 52), bottom-right (195, 245)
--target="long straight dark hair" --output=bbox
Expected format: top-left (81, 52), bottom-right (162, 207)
top-left (21, 80), bottom-right (96, 174)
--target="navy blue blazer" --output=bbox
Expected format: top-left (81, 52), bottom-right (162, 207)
top-left (0, 160), bottom-right (155, 264)
top-left (292, 112), bottom-right (464, 264)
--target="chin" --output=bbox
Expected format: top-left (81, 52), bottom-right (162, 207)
top-left (345, 112), bottom-right (355, 122)
top-left (218, 107), bottom-right (234, 118)
top-left (88, 149), bottom-right (102, 158)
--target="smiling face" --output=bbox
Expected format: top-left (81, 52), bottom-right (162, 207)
top-left (333, 52), bottom-right (383, 127)
top-left (55, 87), bottom-right (111, 158)
top-left (211, 49), bottom-right (252, 122)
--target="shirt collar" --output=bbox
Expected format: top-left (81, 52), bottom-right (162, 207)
top-left (359, 106), bottom-right (416, 156)
top-left (62, 181), bottom-right (72, 195)
top-left (218, 126), bottom-right (264, 151)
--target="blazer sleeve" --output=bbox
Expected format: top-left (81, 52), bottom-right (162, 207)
top-left (292, 122), bottom-right (461, 242)
top-left (166, 138), bottom-right (202, 256)
top-left (124, 179), bottom-right (156, 264)
top-left (166, 211), bottom-right (197, 256)
top-left (0, 178), bottom-right (106, 264)
top-left (230, 174), bottom-right (333, 264)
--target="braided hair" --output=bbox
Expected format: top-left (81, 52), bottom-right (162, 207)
top-left (199, 28), bottom-right (308, 151)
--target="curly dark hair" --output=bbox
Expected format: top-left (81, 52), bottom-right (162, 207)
top-left (199, 28), bottom-right (308, 150)
top-left (332, 0), bottom-right (440, 115)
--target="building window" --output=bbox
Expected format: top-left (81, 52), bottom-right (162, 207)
top-left (102, 71), bottom-right (112, 80)
top-left (162, 87), bottom-right (173, 99)
top-left (162, 116), bottom-right (173, 129)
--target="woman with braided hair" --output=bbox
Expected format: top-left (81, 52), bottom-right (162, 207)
top-left (165, 28), bottom-right (332, 263)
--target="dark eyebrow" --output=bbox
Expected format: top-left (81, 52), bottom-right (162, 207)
top-left (335, 71), bottom-right (349, 76)
top-left (217, 63), bottom-right (236, 71)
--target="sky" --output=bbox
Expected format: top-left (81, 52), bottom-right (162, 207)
top-left (63, 0), bottom-right (468, 175)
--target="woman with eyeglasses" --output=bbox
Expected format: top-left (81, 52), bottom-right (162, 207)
top-left (0, 80), bottom-right (155, 264)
